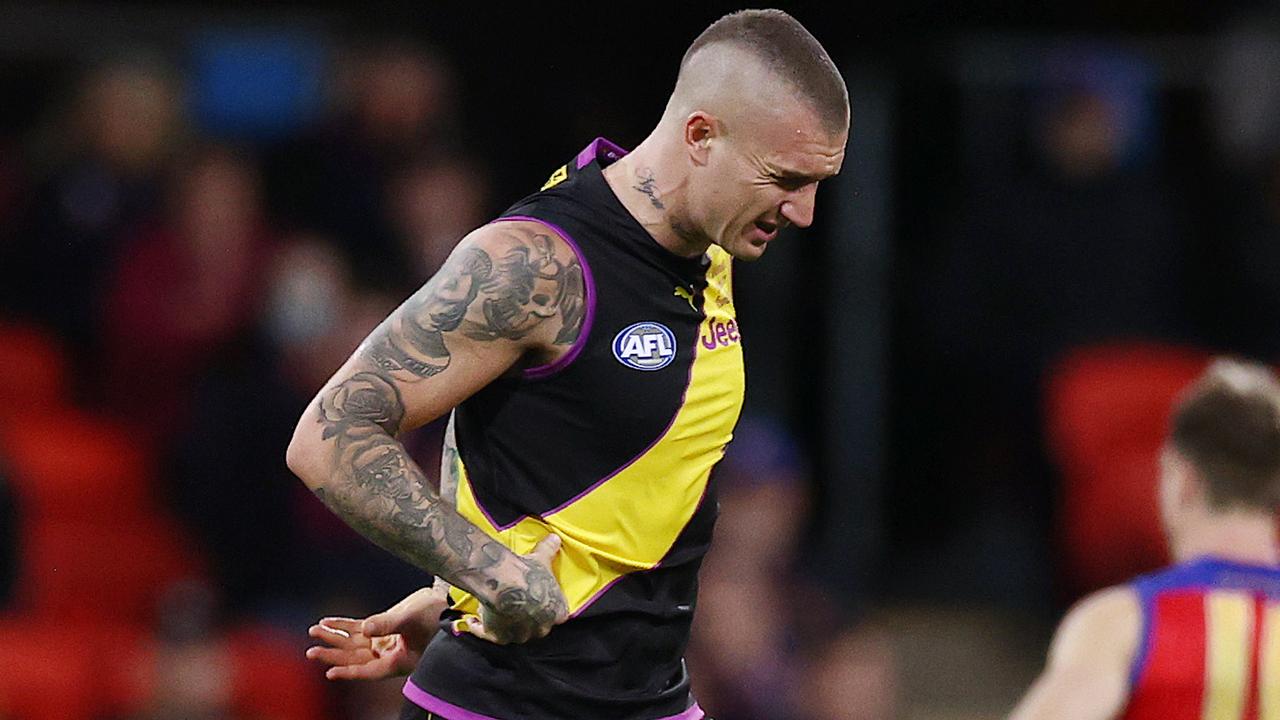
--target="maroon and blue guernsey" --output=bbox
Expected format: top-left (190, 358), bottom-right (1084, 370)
top-left (1121, 556), bottom-right (1280, 720)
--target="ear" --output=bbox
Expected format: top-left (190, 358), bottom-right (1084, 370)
top-left (1177, 458), bottom-right (1207, 511)
top-left (683, 111), bottom-right (719, 165)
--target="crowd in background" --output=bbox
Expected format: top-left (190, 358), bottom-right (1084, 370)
top-left (0, 41), bottom-right (490, 719)
top-left (0, 32), bottom-right (885, 720)
top-left (0, 4), bottom-right (1279, 719)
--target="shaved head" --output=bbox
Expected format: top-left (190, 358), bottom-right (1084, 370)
top-left (664, 45), bottom-right (792, 137)
top-left (602, 9), bottom-right (847, 264)
top-left (667, 9), bottom-right (848, 136)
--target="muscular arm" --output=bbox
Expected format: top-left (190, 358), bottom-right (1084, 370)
top-left (287, 222), bottom-right (584, 641)
top-left (1008, 587), bottom-right (1140, 720)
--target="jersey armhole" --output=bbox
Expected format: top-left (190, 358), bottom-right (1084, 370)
top-left (487, 215), bottom-right (597, 381)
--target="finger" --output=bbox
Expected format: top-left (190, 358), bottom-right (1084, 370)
top-left (325, 654), bottom-right (397, 681)
top-left (371, 587), bottom-right (452, 643)
top-left (317, 617), bottom-right (362, 630)
top-left (316, 618), bottom-right (366, 638)
top-left (526, 533), bottom-right (562, 565)
top-left (308, 624), bottom-right (363, 650)
top-left (361, 610), bottom-right (400, 638)
top-left (305, 645), bottom-right (374, 667)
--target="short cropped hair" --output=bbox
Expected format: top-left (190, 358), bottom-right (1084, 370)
top-left (682, 9), bottom-right (848, 134)
top-left (1170, 358), bottom-right (1280, 510)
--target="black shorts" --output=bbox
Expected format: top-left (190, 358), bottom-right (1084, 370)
top-left (398, 701), bottom-right (448, 720)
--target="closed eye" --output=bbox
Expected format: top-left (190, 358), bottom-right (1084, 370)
top-left (770, 173), bottom-right (819, 192)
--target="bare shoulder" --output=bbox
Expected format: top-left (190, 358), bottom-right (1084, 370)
top-left (467, 219), bottom-right (578, 261)
top-left (449, 220), bottom-right (587, 346)
top-left (1009, 586), bottom-right (1141, 720)
top-left (1050, 585), bottom-right (1141, 667)
top-left (361, 220), bottom-right (587, 385)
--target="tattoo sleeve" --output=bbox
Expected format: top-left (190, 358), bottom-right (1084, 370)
top-left (363, 230), bottom-right (585, 380)
top-left (303, 226), bottom-right (579, 636)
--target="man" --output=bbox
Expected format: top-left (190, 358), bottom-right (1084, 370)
top-left (287, 9), bottom-right (849, 720)
top-left (1009, 358), bottom-right (1280, 720)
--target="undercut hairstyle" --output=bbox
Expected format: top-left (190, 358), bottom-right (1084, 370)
top-left (1170, 358), bottom-right (1280, 510)
top-left (681, 9), bottom-right (848, 134)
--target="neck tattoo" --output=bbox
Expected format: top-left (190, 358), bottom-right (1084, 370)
top-left (633, 168), bottom-right (665, 210)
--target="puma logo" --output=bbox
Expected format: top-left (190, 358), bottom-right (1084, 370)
top-left (674, 286), bottom-right (696, 310)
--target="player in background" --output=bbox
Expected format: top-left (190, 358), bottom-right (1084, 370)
top-left (1009, 358), bottom-right (1280, 720)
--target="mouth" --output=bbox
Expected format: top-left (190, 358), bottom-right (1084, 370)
top-left (752, 220), bottom-right (779, 243)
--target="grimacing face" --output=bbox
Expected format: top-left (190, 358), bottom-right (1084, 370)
top-left (693, 105), bottom-right (847, 261)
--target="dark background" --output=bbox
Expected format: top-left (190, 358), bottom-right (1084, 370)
top-left (1, 2), bottom-right (1278, 718)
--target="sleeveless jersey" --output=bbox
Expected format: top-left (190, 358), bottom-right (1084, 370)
top-left (403, 138), bottom-right (746, 720)
top-left (1123, 556), bottom-right (1280, 720)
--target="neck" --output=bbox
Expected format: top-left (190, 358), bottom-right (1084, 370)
top-left (1171, 510), bottom-right (1280, 567)
top-left (601, 135), bottom-right (709, 259)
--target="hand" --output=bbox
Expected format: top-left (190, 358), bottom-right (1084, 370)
top-left (468, 534), bottom-right (569, 644)
top-left (305, 581), bottom-right (450, 680)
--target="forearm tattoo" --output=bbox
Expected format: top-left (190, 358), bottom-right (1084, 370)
top-left (308, 227), bottom-right (577, 634)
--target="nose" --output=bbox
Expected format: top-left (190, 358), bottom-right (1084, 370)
top-left (780, 184), bottom-right (816, 229)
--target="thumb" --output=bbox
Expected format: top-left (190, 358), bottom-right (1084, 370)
top-left (362, 609), bottom-right (403, 637)
top-left (526, 533), bottom-right (563, 566)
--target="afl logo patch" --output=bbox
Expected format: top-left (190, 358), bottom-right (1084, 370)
top-left (612, 322), bottom-right (677, 371)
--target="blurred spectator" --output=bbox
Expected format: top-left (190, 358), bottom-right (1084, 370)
top-left (940, 48), bottom-right (1184, 374)
top-left (347, 41), bottom-right (456, 151)
top-left (911, 46), bottom-right (1186, 606)
top-left (688, 416), bottom-right (897, 720)
top-left (133, 580), bottom-right (236, 720)
top-left (98, 144), bottom-right (270, 442)
top-left (120, 579), bottom-right (330, 720)
top-left (167, 234), bottom-right (429, 623)
top-left (4, 55), bottom-right (182, 357)
top-left (267, 41), bottom-right (462, 292)
top-left (387, 156), bottom-right (489, 281)
top-left (795, 623), bottom-right (897, 720)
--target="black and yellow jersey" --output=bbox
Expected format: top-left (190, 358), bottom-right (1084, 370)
top-left (404, 138), bottom-right (745, 720)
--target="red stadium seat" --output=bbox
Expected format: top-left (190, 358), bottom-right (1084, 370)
top-left (227, 625), bottom-right (331, 720)
top-left (0, 620), bottom-right (330, 720)
top-left (0, 323), bottom-right (68, 420)
top-left (0, 617), bottom-right (99, 720)
top-left (1045, 343), bottom-right (1214, 595)
top-left (88, 622), bottom-right (158, 718)
top-left (18, 516), bottom-right (205, 623)
top-left (0, 409), bottom-right (154, 522)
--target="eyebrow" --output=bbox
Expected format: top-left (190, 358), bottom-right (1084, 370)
top-left (768, 169), bottom-right (826, 184)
